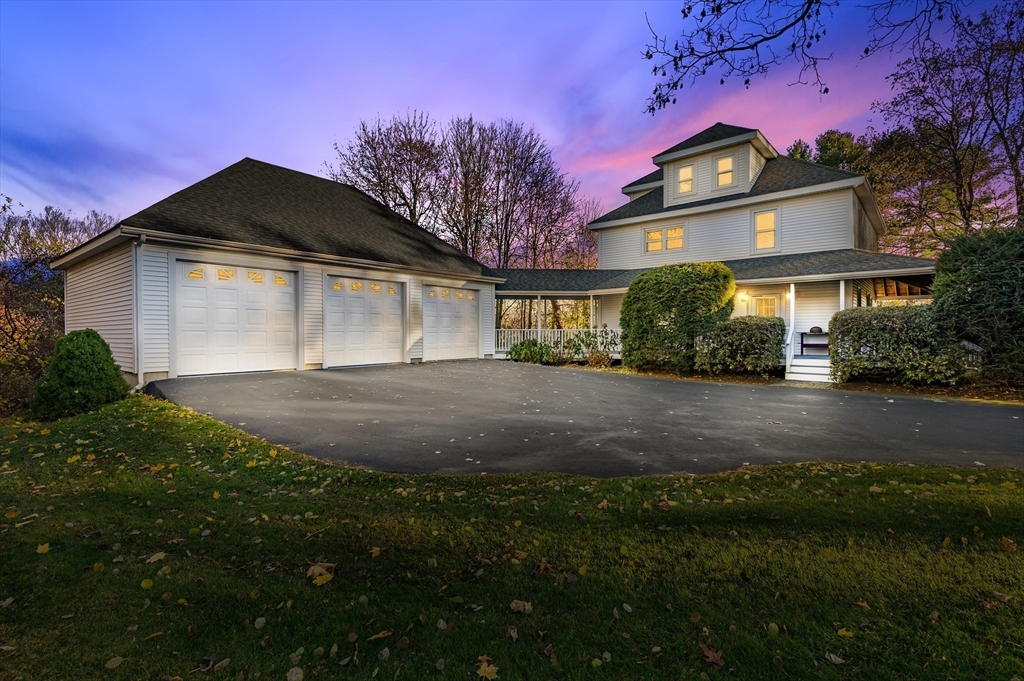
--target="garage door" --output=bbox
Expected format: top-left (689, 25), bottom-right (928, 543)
top-left (422, 285), bottom-right (479, 361)
top-left (324, 276), bottom-right (403, 366)
top-left (177, 263), bottom-right (297, 376)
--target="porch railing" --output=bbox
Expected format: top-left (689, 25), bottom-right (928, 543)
top-left (495, 328), bottom-right (616, 353)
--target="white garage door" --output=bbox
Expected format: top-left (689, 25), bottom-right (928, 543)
top-left (423, 285), bottom-right (479, 361)
top-left (177, 263), bottom-right (297, 376)
top-left (324, 276), bottom-right (403, 366)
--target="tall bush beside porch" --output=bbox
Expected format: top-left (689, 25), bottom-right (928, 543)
top-left (695, 315), bottom-right (786, 377)
top-left (620, 262), bottom-right (735, 372)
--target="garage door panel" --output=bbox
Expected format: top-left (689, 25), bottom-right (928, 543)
top-left (423, 285), bottom-right (479, 361)
top-left (324, 277), bottom-right (403, 367)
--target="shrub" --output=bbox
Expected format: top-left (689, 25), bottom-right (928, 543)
top-left (32, 329), bottom-right (130, 420)
top-left (620, 263), bottom-right (736, 372)
top-left (695, 316), bottom-right (786, 377)
top-left (557, 327), bottom-right (621, 367)
top-left (829, 306), bottom-right (968, 385)
top-left (506, 338), bottom-right (552, 365)
top-left (931, 227), bottom-right (1024, 385)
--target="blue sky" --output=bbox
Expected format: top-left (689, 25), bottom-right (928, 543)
top-left (0, 0), bottom-right (987, 220)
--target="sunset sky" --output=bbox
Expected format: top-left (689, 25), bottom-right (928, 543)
top-left (0, 0), bottom-right (987, 220)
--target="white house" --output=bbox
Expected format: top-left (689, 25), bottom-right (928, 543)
top-left (492, 123), bottom-right (937, 381)
top-left (52, 158), bottom-right (501, 387)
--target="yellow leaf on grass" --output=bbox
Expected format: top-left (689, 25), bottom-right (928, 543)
top-left (212, 491), bottom-right (220, 500)
top-left (477, 662), bottom-right (499, 679)
top-left (36, 544), bottom-right (50, 554)
top-left (146, 552), bottom-right (166, 563)
top-left (307, 562), bottom-right (335, 586)
top-left (514, 520), bottom-right (522, 527)
top-left (104, 656), bottom-right (123, 669)
top-left (371, 547), bottom-right (381, 558)
top-left (312, 573), bottom-right (332, 586)
top-left (4, 510), bottom-right (20, 518)
top-left (141, 579), bottom-right (153, 590)
top-left (869, 486), bottom-right (883, 493)
top-left (578, 565), bottom-right (588, 577)
top-left (66, 455), bottom-right (80, 464)
top-left (837, 628), bottom-right (854, 638)
top-left (143, 631), bottom-right (163, 641)
top-left (93, 562), bottom-right (104, 573)
top-left (368, 630), bottom-right (392, 641)
top-left (40, 429), bottom-right (51, 435)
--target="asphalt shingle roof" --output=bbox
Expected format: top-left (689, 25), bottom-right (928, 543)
top-left (594, 156), bottom-right (861, 225)
top-left (655, 123), bottom-right (758, 159)
top-left (120, 158), bottom-right (491, 278)
top-left (623, 168), bottom-right (664, 190)
top-left (493, 250), bottom-right (935, 293)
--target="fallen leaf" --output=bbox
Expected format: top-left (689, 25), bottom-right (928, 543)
top-left (853, 601), bottom-right (870, 610)
top-left (699, 642), bottom-right (724, 669)
top-left (146, 552), bottom-right (166, 563)
top-left (436, 619), bottom-right (447, 630)
top-left (477, 661), bottom-right (499, 679)
top-left (307, 562), bottom-right (335, 586)
top-left (286, 668), bottom-right (303, 681)
top-left (212, 491), bottom-right (220, 500)
top-left (767, 622), bottom-right (779, 637)
top-left (510, 600), bottom-right (532, 614)
top-left (837, 628), bottom-right (854, 638)
top-left (825, 652), bottom-right (845, 665)
top-left (869, 486), bottom-right (883, 493)
top-left (140, 579), bottom-right (153, 590)
top-left (368, 630), bottom-right (392, 641)
top-left (213, 658), bottom-right (230, 671)
top-left (105, 656), bottom-right (123, 669)
top-left (507, 626), bottom-right (518, 642)
top-left (435, 659), bottom-right (445, 670)
top-left (36, 543), bottom-right (50, 554)
top-left (773, 655), bottom-right (783, 669)
top-left (378, 647), bottom-right (389, 661)
top-left (1002, 537), bottom-right (1017, 553)
top-left (4, 510), bottom-right (19, 519)
top-left (254, 617), bottom-right (266, 630)
top-left (371, 547), bottom-right (381, 558)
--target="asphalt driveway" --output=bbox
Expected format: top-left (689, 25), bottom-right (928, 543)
top-left (147, 361), bottom-right (1024, 476)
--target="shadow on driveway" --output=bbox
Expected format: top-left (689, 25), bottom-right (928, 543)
top-left (147, 361), bottom-right (1024, 477)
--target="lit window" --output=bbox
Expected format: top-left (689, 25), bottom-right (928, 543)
top-left (186, 267), bottom-right (204, 280)
top-left (754, 297), bottom-right (777, 317)
top-left (332, 280), bottom-right (344, 291)
top-left (666, 227), bottom-right (684, 250)
top-left (755, 210), bottom-right (776, 250)
top-left (716, 157), bottom-right (733, 186)
top-left (274, 274), bottom-right (288, 286)
top-left (645, 229), bottom-right (663, 252)
top-left (455, 290), bottom-right (463, 299)
top-left (370, 283), bottom-right (381, 294)
top-left (217, 268), bottom-right (235, 281)
top-left (467, 292), bottom-right (475, 301)
top-left (351, 281), bottom-right (363, 292)
top-left (427, 289), bottom-right (436, 298)
top-left (247, 271), bottom-right (264, 284)
top-left (388, 285), bottom-right (397, 295)
top-left (441, 289), bottom-right (450, 298)
top-left (677, 165), bottom-right (693, 194)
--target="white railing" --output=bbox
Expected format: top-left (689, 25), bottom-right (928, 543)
top-left (784, 326), bottom-right (796, 373)
top-left (496, 328), bottom-right (605, 352)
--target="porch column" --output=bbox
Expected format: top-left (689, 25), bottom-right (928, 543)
top-left (536, 295), bottom-right (542, 334)
top-left (789, 283), bottom-right (796, 330)
top-left (839, 279), bottom-right (846, 311)
top-left (589, 295), bottom-right (595, 329)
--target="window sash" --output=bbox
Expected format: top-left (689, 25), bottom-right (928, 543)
top-left (754, 297), bottom-right (776, 317)
top-left (754, 211), bottom-right (776, 250)
top-left (645, 229), bottom-right (663, 252)
top-left (716, 157), bottom-right (734, 186)
top-left (677, 166), bottom-right (693, 194)
top-left (666, 227), bottom-right (683, 250)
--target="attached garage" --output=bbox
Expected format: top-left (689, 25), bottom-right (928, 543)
top-left (176, 262), bottom-right (297, 376)
top-left (324, 275), bottom-right (403, 367)
top-left (423, 285), bottom-right (480, 361)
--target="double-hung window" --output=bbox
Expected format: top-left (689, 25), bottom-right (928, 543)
top-left (645, 226), bottom-right (684, 252)
top-left (677, 165), bottom-right (693, 194)
top-left (716, 156), bottom-right (734, 187)
top-left (754, 209), bottom-right (777, 251)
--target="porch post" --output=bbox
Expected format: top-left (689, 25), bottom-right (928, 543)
top-left (589, 295), bottom-right (595, 329)
top-left (839, 279), bottom-right (846, 311)
top-left (536, 295), bottom-right (542, 336)
top-left (789, 283), bottom-right (796, 330)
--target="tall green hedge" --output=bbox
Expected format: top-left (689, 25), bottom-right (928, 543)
top-left (620, 262), bottom-right (736, 372)
top-left (32, 329), bottom-right (130, 420)
top-left (695, 315), bottom-right (786, 377)
top-left (829, 306), bottom-right (968, 385)
top-left (931, 227), bottom-right (1024, 384)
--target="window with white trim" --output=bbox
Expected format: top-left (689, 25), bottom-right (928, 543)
top-left (677, 165), bottom-right (693, 194)
top-left (716, 156), bottom-right (734, 187)
top-left (754, 209), bottom-right (777, 250)
top-left (753, 296), bottom-right (777, 317)
top-left (645, 226), bottom-right (684, 253)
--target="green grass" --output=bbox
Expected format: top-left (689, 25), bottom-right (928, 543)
top-left (0, 396), bottom-right (1021, 680)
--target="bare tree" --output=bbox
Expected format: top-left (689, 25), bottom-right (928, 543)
top-left (484, 120), bottom-right (548, 269)
top-left (436, 116), bottom-right (494, 259)
top-left (324, 110), bottom-right (441, 228)
top-left (643, 0), bottom-right (968, 111)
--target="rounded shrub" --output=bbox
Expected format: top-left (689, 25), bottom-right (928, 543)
top-left (829, 306), bottom-right (968, 385)
top-left (506, 338), bottom-right (552, 365)
top-left (695, 315), bottom-right (786, 377)
top-left (32, 329), bottom-right (130, 420)
top-left (620, 262), bottom-right (736, 372)
top-left (931, 226), bottom-right (1024, 385)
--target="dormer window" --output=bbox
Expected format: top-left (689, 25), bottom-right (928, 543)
top-left (716, 157), bottom-right (734, 186)
top-left (754, 209), bottom-right (777, 250)
top-left (677, 165), bottom-right (693, 194)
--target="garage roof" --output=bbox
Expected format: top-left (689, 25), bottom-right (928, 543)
top-left (58, 158), bottom-right (493, 278)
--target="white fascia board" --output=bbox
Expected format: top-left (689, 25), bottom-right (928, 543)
top-left (495, 290), bottom-right (593, 298)
top-left (751, 131), bottom-right (779, 159)
top-left (117, 225), bottom-right (506, 283)
top-left (652, 132), bottom-right (759, 165)
top-left (590, 177), bottom-right (865, 230)
top-left (621, 181), bottom-right (662, 196)
top-left (853, 182), bottom-right (886, 236)
top-left (50, 226), bottom-right (132, 269)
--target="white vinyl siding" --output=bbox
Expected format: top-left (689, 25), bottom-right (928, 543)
top-left (794, 281), bottom-right (840, 333)
top-left (407, 277), bottom-right (424, 360)
top-left (65, 242), bottom-right (135, 373)
top-left (141, 246), bottom-right (170, 373)
top-left (303, 264), bottom-right (324, 366)
top-left (664, 143), bottom-right (752, 206)
top-left (480, 285), bottom-right (495, 355)
top-left (599, 189), bottom-right (854, 269)
top-left (598, 293), bottom-right (625, 329)
top-left (749, 145), bottom-right (766, 183)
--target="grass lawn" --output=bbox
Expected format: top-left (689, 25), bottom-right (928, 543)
top-left (1, 396), bottom-right (1021, 680)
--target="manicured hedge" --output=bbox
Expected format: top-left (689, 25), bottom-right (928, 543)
top-left (620, 263), bottom-right (735, 372)
top-left (32, 329), bottom-right (130, 420)
top-left (931, 227), bottom-right (1024, 385)
top-left (695, 315), bottom-right (786, 377)
top-left (829, 306), bottom-right (968, 385)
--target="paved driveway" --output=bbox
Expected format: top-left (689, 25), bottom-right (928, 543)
top-left (148, 362), bottom-right (1024, 476)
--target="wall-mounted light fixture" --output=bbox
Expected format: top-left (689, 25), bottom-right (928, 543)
top-left (738, 291), bottom-right (749, 302)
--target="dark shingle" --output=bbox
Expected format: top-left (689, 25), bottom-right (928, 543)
top-left (493, 269), bottom-right (632, 292)
top-left (121, 158), bottom-right (490, 277)
top-left (623, 168), bottom-right (664, 190)
top-left (654, 123), bottom-right (757, 159)
top-left (592, 156), bottom-right (861, 225)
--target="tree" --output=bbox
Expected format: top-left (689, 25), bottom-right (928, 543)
top-left (436, 116), bottom-right (494, 260)
top-left (643, 0), bottom-right (967, 112)
top-left (812, 129), bottom-right (868, 171)
top-left (786, 139), bottom-right (812, 160)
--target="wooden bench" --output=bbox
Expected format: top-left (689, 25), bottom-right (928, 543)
top-left (800, 332), bottom-right (829, 354)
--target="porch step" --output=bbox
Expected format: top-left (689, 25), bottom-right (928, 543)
top-left (786, 357), bottom-right (833, 382)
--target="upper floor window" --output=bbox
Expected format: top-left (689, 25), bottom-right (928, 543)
top-left (754, 209), bottom-right (777, 250)
top-left (677, 165), bottom-right (693, 194)
top-left (645, 226), bottom-right (684, 252)
top-left (716, 157), bottom-right (734, 186)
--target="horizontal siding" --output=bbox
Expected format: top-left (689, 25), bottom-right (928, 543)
top-left (407, 277), bottom-right (424, 360)
top-left (303, 264), bottom-right (324, 365)
top-left (481, 285), bottom-right (495, 355)
top-left (599, 293), bottom-right (625, 328)
top-left (749, 146), bottom-right (766, 183)
top-left (141, 246), bottom-right (170, 373)
top-left (664, 143), bottom-right (753, 207)
top-left (598, 189), bottom-right (854, 270)
top-left (794, 281), bottom-right (840, 332)
top-left (65, 243), bottom-right (135, 373)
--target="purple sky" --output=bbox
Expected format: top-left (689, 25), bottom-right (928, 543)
top-left (0, 1), bottom-right (984, 221)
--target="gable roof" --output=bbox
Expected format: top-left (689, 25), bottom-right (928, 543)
top-left (654, 122), bottom-right (758, 159)
top-left (595, 156), bottom-right (862, 226)
top-left (113, 158), bottom-right (490, 278)
top-left (623, 167), bottom-right (664, 191)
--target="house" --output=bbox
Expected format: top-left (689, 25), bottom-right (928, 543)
top-left (52, 158), bottom-right (501, 386)
top-left (492, 123), bottom-right (937, 381)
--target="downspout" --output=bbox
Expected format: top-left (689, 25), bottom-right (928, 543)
top-left (133, 234), bottom-right (146, 390)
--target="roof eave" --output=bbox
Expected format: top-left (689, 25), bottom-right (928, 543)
top-left (50, 225), bottom-right (132, 270)
top-left (652, 131), bottom-right (759, 165)
top-left (621, 181), bottom-right (662, 196)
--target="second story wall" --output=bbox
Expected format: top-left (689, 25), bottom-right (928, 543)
top-left (597, 188), bottom-right (854, 270)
